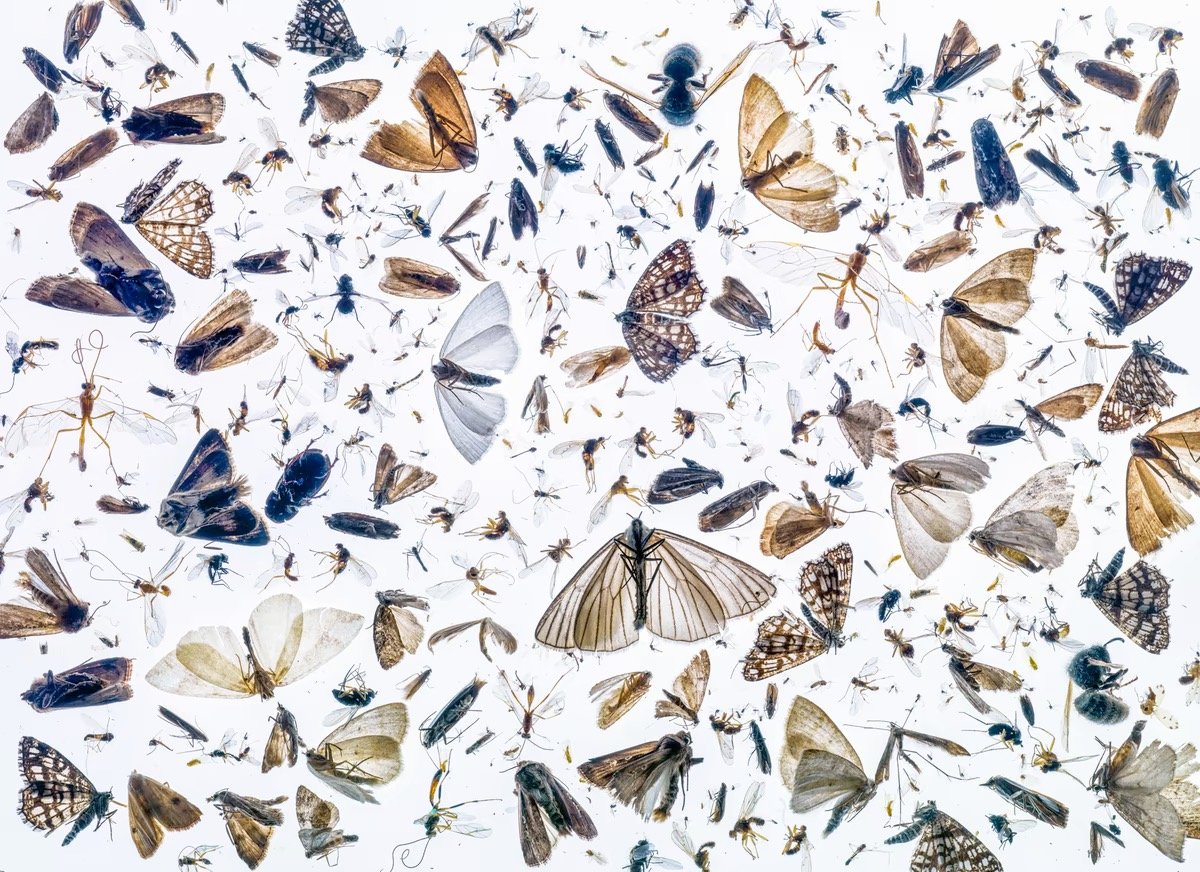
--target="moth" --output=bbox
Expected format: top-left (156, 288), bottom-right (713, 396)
top-left (646, 459), bottom-right (725, 505)
top-left (655, 650), bottom-right (710, 723)
top-left (577, 731), bottom-right (696, 821)
top-left (47, 128), bottom-right (119, 182)
top-left (0, 548), bottom-right (92, 638)
top-left (710, 276), bottom-right (773, 334)
top-left (743, 544), bottom-right (852, 681)
top-left (780, 696), bottom-right (876, 833)
top-left (18, 736), bottom-right (113, 845)
top-left (373, 590), bottom-right (429, 670)
top-left (209, 789), bottom-right (285, 870)
top-left (174, 289), bottom-right (279, 375)
top-left (285, 0), bottom-right (365, 75)
top-left (1075, 59), bottom-right (1142, 101)
top-left (971, 118), bottom-right (1021, 208)
top-left (306, 702), bottom-right (407, 803)
top-left (943, 642), bottom-right (1024, 714)
top-left (1136, 68), bottom-right (1180, 139)
top-left (122, 93), bottom-right (226, 145)
top-left (885, 801), bottom-right (1002, 872)
top-left (1126, 406), bottom-right (1200, 554)
top-left (5, 91), bottom-right (58, 154)
top-left (514, 761), bottom-right (597, 866)
top-left (1099, 340), bottom-right (1187, 433)
top-left (296, 785), bottom-right (358, 861)
top-left (362, 51), bottom-right (478, 172)
top-left (146, 591), bottom-right (362, 699)
top-left (697, 480), bottom-right (778, 532)
top-left (591, 671), bottom-right (653, 730)
top-left (618, 239), bottom-right (706, 383)
top-left (929, 20), bottom-right (1001, 93)
top-left (760, 485), bottom-right (845, 559)
top-left (827, 373), bottom-right (898, 467)
top-left (890, 454), bottom-right (990, 580)
top-left (535, 517), bottom-right (776, 651)
top-left (431, 282), bottom-right (518, 463)
top-left (969, 462), bottom-right (1077, 572)
top-left (300, 78), bottom-right (381, 125)
top-left (739, 74), bottom-right (839, 232)
top-left (128, 772), bottom-right (203, 858)
top-left (21, 656), bottom-right (133, 711)
top-left (63, 1), bottom-right (103, 64)
top-left (378, 256), bottom-right (461, 299)
top-left (157, 428), bottom-right (270, 545)
top-left (1085, 254), bottom-right (1192, 336)
top-left (427, 617), bottom-right (517, 663)
top-left (27, 202), bottom-right (174, 323)
top-left (940, 248), bottom-right (1036, 402)
top-left (1080, 548), bottom-right (1170, 653)
top-left (895, 120), bottom-right (924, 198)
top-left (261, 703), bottom-right (301, 774)
top-left (121, 160), bottom-right (215, 279)
top-left (984, 776), bottom-right (1069, 828)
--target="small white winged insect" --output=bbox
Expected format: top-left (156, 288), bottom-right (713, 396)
top-left (890, 453), bottom-right (991, 579)
top-left (145, 592), bottom-right (362, 699)
top-left (431, 283), bottom-right (519, 463)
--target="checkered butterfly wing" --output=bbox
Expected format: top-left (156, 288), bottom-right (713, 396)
top-left (799, 543), bottom-right (852, 637)
top-left (621, 240), bottom-right (706, 382)
top-left (1099, 343), bottom-right (1182, 433)
top-left (1087, 560), bottom-right (1171, 653)
top-left (742, 610), bottom-right (828, 681)
top-left (18, 736), bottom-right (98, 832)
top-left (911, 809), bottom-right (1003, 872)
top-left (1114, 255), bottom-right (1192, 328)
top-left (286, 0), bottom-right (359, 56)
top-left (136, 180), bottom-right (215, 279)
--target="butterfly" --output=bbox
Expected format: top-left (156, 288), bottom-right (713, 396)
top-left (0, 548), bottom-right (92, 638)
top-left (655, 650), bottom-right (710, 723)
top-left (890, 454), bottom-right (991, 580)
top-left (1080, 548), bottom-right (1171, 653)
top-left (514, 761), bottom-right (598, 866)
top-left (300, 78), bottom-right (381, 125)
top-left (156, 428), bottom-right (270, 545)
top-left (1126, 406), bottom-right (1200, 554)
top-left (128, 772), bottom-right (203, 859)
top-left (940, 248), bottom-right (1036, 403)
top-left (296, 785), bottom-right (358, 861)
top-left (779, 696), bottom-right (875, 834)
top-left (969, 462), bottom-right (1078, 572)
top-left (1086, 254), bottom-right (1192, 335)
top-left (431, 282), bottom-right (519, 463)
top-left (21, 656), bottom-right (133, 711)
top-left (827, 374), bottom-right (898, 467)
top-left (122, 93), bottom-right (226, 145)
top-left (535, 517), bottom-right (776, 652)
top-left (578, 731), bottom-right (695, 821)
top-left (739, 74), bottom-right (839, 232)
top-left (306, 702), bottom-right (408, 804)
top-left (146, 591), bottom-right (363, 699)
top-left (371, 444), bottom-right (437, 508)
top-left (618, 239), bottom-right (706, 383)
top-left (26, 202), bottom-right (175, 323)
top-left (760, 485), bottom-right (845, 559)
top-left (591, 671), bottom-right (653, 730)
top-left (743, 544), bottom-right (852, 681)
top-left (121, 159), bottom-right (215, 278)
top-left (362, 51), bottom-right (478, 172)
top-left (174, 289), bottom-right (279, 375)
top-left (885, 801), bottom-right (1003, 872)
top-left (209, 790), bottom-right (285, 870)
top-left (18, 736), bottom-right (114, 845)
top-left (285, 0), bottom-right (366, 76)
top-left (1100, 340), bottom-right (1187, 432)
top-left (372, 590), bottom-right (429, 670)
top-left (929, 20), bottom-right (1001, 92)
top-left (1091, 720), bottom-right (1198, 862)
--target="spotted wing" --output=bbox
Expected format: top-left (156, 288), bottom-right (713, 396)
top-left (1100, 346), bottom-right (1177, 433)
top-left (1113, 255), bottom-right (1192, 328)
top-left (621, 314), bottom-right (698, 382)
top-left (625, 240), bottom-right (705, 316)
top-left (18, 736), bottom-right (97, 832)
top-left (911, 809), bottom-right (1004, 872)
top-left (136, 181), bottom-right (214, 278)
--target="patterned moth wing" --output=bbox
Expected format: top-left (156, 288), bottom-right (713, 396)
top-left (618, 239), bottom-right (706, 383)
top-left (1099, 341), bottom-right (1186, 433)
top-left (134, 180), bottom-right (216, 279)
top-left (285, 0), bottom-right (365, 74)
top-left (743, 543), bottom-right (852, 681)
top-left (1081, 550), bottom-right (1170, 653)
top-left (122, 159), bottom-right (181, 224)
top-left (18, 737), bottom-right (111, 844)
top-left (911, 806), bottom-right (1003, 872)
top-left (1091, 254), bottom-right (1193, 334)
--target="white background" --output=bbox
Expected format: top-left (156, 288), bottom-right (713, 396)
top-left (0, 0), bottom-right (1198, 870)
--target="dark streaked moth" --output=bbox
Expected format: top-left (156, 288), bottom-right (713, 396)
top-left (515, 761), bottom-right (597, 866)
top-left (710, 276), bottom-right (773, 333)
top-left (1075, 59), bottom-right (1142, 101)
top-left (21, 656), bottom-right (132, 711)
top-left (62, 2), bottom-right (103, 64)
top-left (1136, 68), bottom-right (1180, 139)
top-left (929, 20), bottom-right (1000, 93)
top-left (128, 772), bottom-right (203, 859)
top-left (535, 517), bottom-right (775, 651)
top-left (174, 290), bottom-right (278, 375)
top-left (379, 256), bottom-right (461, 299)
top-left (894, 120), bottom-right (924, 198)
top-left (942, 642), bottom-right (1024, 714)
top-left (122, 93), bottom-right (226, 145)
top-left (371, 444), bottom-right (437, 508)
top-left (577, 731), bottom-right (696, 821)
